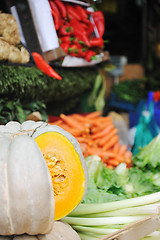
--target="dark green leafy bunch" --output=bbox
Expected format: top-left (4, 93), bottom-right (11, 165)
top-left (0, 99), bottom-right (48, 124)
top-left (112, 79), bottom-right (147, 103)
top-left (0, 65), bottom-right (98, 103)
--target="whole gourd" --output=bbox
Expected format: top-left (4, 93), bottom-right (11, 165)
top-left (0, 120), bottom-right (87, 235)
top-left (0, 121), bottom-right (55, 235)
top-left (0, 221), bottom-right (81, 240)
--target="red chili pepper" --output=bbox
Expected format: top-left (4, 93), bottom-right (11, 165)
top-left (80, 22), bottom-right (88, 30)
top-left (32, 52), bottom-right (62, 80)
top-left (51, 10), bottom-right (61, 30)
top-left (72, 37), bottom-right (84, 45)
top-left (92, 10), bottom-right (104, 22)
top-left (75, 5), bottom-right (88, 20)
top-left (90, 37), bottom-right (104, 48)
top-left (66, 4), bottom-right (82, 21)
top-left (60, 43), bottom-right (70, 53)
top-left (59, 36), bottom-right (74, 44)
top-left (58, 23), bottom-right (73, 36)
top-left (72, 37), bottom-right (79, 45)
top-left (84, 50), bottom-right (97, 62)
top-left (78, 47), bottom-right (88, 58)
top-left (154, 91), bottom-right (160, 101)
top-left (68, 44), bottom-right (78, 53)
top-left (49, 0), bottom-right (61, 30)
top-left (49, 0), bottom-right (60, 15)
top-left (70, 19), bottom-right (90, 47)
top-left (92, 11), bottom-right (105, 37)
top-left (61, 42), bottom-right (88, 58)
top-left (70, 19), bottom-right (86, 34)
top-left (86, 21), bottom-right (94, 37)
top-left (54, 0), bottom-right (67, 18)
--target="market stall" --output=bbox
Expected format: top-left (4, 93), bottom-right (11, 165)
top-left (0, 0), bottom-right (160, 240)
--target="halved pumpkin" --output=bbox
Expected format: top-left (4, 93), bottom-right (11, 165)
top-left (32, 124), bottom-right (88, 220)
top-left (0, 121), bottom-right (88, 223)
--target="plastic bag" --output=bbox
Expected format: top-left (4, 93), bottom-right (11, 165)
top-left (132, 95), bottom-right (159, 155)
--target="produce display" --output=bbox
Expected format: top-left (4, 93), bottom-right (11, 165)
top-left (1, 1), bottom-right (160, 239)
top-left (0, 115), bottom-right (159, 239)
top-left (49, 112), bottom-right (160, 239)
top-left (0, 64), bottom-right (98, 118)
top-left (49, 0), bottom-right (105, 62)
top-left (63, 134), bottom-right (160, 239)
top-left (49, 111), bottom-right (132, 169)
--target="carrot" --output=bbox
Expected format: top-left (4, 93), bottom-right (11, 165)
top-left (106, 164), bottom-right (114, 169)
top-left (112, 142), bottom-right (121, 154)
top-left (72, 113), bottom-right (89, 122)
top-left (71, 114), bottom-right (92, 128)
top-left (89, 117), bottom-right (112, 128)
top-left (98, 128), bottom-right (118, 147)
top-left (106, 159), bottom-right (120, 167)
top-left (90, 119), bottom-right (113, 134)
top-left (49, 119), bottom-right (63, 126)
top-left (95, 116), bottom-right (112, 123)
top-left (87, 139), bottom-right (96, 147)
top-left (86, 148), bottom-right (120, 160)
top-left (79, 143), bottom-right (88, 157)
top-left (124, 151), bottom-right (133, 159)
top-left (67, 128), bottom-right (82, 137)
top-left (103, 135), bottom-right (119, 151)
top-left (76, 137), bottom-right (88, 144)
top-left (86, 111), bottom-right (102, 119)
top-left (102, 153), bottom-right (124, 163)
top-left (59, 124), bottom-right (82, 137)
top-left (118, 144), bottom-right (127, 156)
top-left (48, 112), bottom-right (130, 169)
top-left (125, 158), bottom-right (132, 164)
top-left (91, 124), bottom-right (114, 140)
top-left (60, 113), bottom-right (84, 131)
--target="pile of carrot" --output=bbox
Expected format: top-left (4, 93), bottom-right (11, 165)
top-left (49, 111), bottom-right (132, 169)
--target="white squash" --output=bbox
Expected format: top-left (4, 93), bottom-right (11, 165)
top-left (0, 123), bottom-right (54, 235)
top-left (0, 120), bottom-right (88, 234)
top-left (0, 221), bottom-right (81, 240)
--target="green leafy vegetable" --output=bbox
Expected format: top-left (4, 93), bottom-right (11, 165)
top-left (63, 154), bottom-right (160, 240)
top-left (132, 133), bottom-right (160, 170)
top-left (0, 99), bottom-right (48, 124)
top-left (112, 79), bottom-right (147, 104)
top-left (0, 65), bottom-right (97, 103)
top-left (81, 155), bottom-right (160, 205)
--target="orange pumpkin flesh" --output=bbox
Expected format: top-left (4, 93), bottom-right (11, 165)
top-left (35, 132), bottom-right (86, 220)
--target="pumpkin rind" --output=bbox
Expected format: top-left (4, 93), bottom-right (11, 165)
top-left (0, 124), bottom-right (54, 235)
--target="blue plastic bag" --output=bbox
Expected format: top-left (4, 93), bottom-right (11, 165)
top-left (132, 92), bottom-right (159, 155)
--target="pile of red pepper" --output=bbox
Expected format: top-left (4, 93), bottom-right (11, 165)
top-left (49, 0), bottom-right (105, 62)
